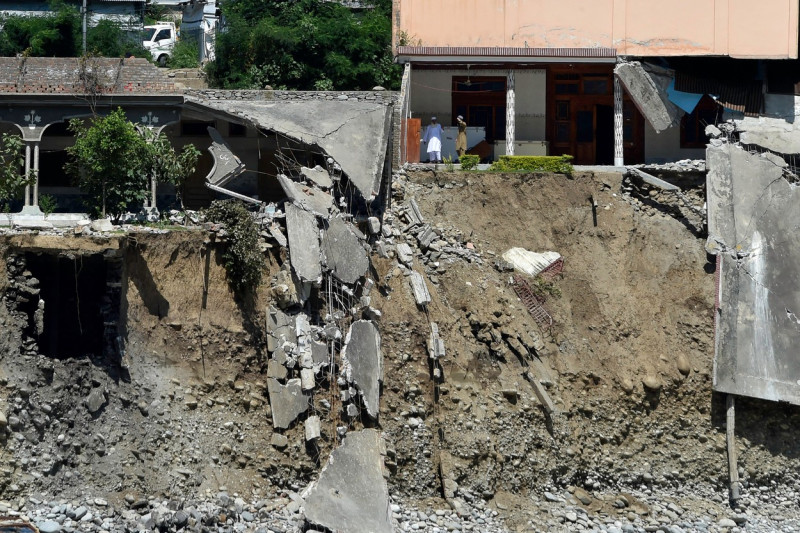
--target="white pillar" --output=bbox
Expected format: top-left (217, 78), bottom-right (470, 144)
top-left (33, 142), bottom-right (40, 206)
top-left (24, 142), bottom-right (31, 206)
top-left (506, 69), bottom-right (516, 156)
top-left (614, 75), bottom-right (624, 167)
top-left (151, 174), bottom-right (157, 209)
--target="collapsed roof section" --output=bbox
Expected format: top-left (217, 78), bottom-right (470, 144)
top-left (185, 97), bottom-right (392, 206)
top-left (615, 61), bottom-right (682, 133)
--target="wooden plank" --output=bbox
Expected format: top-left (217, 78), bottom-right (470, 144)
top-left (405, 118), bottom-right (421, 163)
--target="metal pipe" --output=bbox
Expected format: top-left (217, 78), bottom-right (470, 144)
top-left (82, 0), bottom-right (87, 55)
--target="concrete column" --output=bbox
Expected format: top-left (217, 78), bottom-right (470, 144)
top-left (33, 142), bottom-right (40, 206)
top-left (151, 174), bottom-right (157, 209)
top-left (506, 69), bottom-right (516, 156)
top-left (24, 142), bottom-right (31, 206)
top-left (614, 75), bottom-right (624, 167)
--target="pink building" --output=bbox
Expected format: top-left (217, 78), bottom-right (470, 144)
top-left (393, 0), bottom-right (800, 164)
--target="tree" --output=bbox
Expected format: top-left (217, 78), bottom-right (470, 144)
top-left (66, 108), bottom-right (150, 221)
top-left (0, 2), bottom-right (80, 57)
top-left (0, 133), bottom-right (35, 212)
top-left (142, 130), bottom-right (201, 209)
top-left (206, 0), bottom-right (400, 90)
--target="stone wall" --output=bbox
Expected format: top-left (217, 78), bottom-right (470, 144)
top-left (184, 88), bottom-right (397, 104)
top-left (0, 57), bottom-right (177, 94)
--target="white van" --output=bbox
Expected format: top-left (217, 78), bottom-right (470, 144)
top-left (143, 22), bottom-right (178, 67)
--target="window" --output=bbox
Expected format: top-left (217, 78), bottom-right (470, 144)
top-left (228, 122), bottom-right (247, 137)
top-left (154, 29), bottom-right (171, 42)
top-left (681, 96), bottom-right (721, 148)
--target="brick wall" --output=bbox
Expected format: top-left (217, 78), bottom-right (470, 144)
top-left (185, 88), bottom-right (397, 105)
top-left (0, 57), bottom-right (177, 94)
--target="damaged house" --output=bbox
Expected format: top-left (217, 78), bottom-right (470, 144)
top-left (0, 57), bottom-right (394, 221)
top-left (393, 0), bottom-right (800, 164)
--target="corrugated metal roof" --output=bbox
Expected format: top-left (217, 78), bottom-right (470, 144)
top-left (397, 46), bottom-right (617, 58)
top-left (674, 72), bottom-right (763, 116)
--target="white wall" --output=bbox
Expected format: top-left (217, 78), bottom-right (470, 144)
top-left (644, 122), bottom-right (705, 163)
top-left (409, 68), bottom-right (547, 141)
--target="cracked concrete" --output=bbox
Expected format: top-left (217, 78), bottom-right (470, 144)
top-left (707, 141), bottom-right (800, 405)
top-left (615, 61), bottom-right (681, 133)
top-left (195, 99), bottom-right (392, 202)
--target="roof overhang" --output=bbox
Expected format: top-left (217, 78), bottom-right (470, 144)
top-left (397, 46), bottom-right (618, 64)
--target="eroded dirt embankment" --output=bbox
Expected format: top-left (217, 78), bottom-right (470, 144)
top-left (376, 170), bottom-right (800, 529)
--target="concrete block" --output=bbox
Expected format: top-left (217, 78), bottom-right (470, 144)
top-left (305, 415), bottom-right (321, 441)
top-left (303, 429), bottom-right (392, 533)
top-left (267, 378), bottom-right (311, 429)
top-left (367, 217), bottom-right (381, 234)
top-left (396, 243), bottom-right (414, 266)
top-left (615, 61), bottom-right (681, 133)
top-left (301, 368), bottom-right (315, 391)
top-left (342, 320), bottom-right (383, 419)
top-left (286, 203), bottom-right (323, 284)
top-left (428, 322), bottom-right (446, 360)
top-left (279, 174), bottom-right (335, 218)
top-left (409, 271), bottom-right (431, 306)
top-left (322, 217), bottom-right (369, 284)
top-left (301, 166), bottom-right (333, 189)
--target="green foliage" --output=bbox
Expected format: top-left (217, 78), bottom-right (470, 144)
top-left (203, 200), bottom-right (263, 294)
top-left (0, 133), bottom-right (35, 211)
top-left (530, 275), bottom-right (562, 300)
top-left (39, 194), bottom-right (57, 217)
top-left (489, 155), bottom-right (574, 174)
top-left (141, 130), bottom-right (201, 209)
top-left (87, 20), bottom-right (150, 59)
top-left (66, 108), bottom-right (150, 221)
top-left (0, 2), bottom-right (80, 57)
top-left (459, 154), bottom-right (479, 170)
top-left (169, 38), bottom-right (200, 69)
top-left (206, 0), bottom-right (400, 90)
top-left (443, 155), bottom-right (454, 171)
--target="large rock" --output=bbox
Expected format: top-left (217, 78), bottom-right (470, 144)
top-left (322, 217), bottom-right (369, 284)
top-left (303, 429), bottom-right (392, 533)
top-left (342, 320), bottom-right (383, 419)
top-left (267, 378), bottom-right (311, 429)
top-left (85, 388), bottom-right (107, 414)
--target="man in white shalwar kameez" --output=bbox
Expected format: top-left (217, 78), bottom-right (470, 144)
top-left (422, 116), bottom-right (444, 163)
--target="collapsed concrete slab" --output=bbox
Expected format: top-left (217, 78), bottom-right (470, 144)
top-left (204, 127), bottom-right (251, 203)
top-left (707, 142), bottom-right (800, 405)
top-left (322, 217), bottom-right (369, 284)
top-left (732, 116), bottom-right (800, 154)
top-left (193, 99), bottom-right (391, 202)
top-left (267, 378), bottom-right (311, 429)
top-left (615, 61), bottom-right (681, 133)
top-left (342, 320), bottom-right (383, 419)
top-left (303, 429), bottom-right (392, 533)
top-left (502, 248), bottom-right (561, 277)
top-left (285, 203), bottom-right (322, 284)
top-left (278, 174), bottom-right (335, 218)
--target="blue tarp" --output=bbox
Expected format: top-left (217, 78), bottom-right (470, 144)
top-left (666, 79), bottom-right (703, 114)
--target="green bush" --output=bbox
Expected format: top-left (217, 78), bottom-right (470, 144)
top-left (39, 194), bottom-right (57, 217)
top-left (459, 154), bottom-right (479, 170)
top-left (489, 155), bottom-right (574, 174)
top-left (204, 200), bottom-right (263, 295)
top-left (0, 3), bottom-right (80, 57)
top-left (169, 38), bottom-right (199, 69)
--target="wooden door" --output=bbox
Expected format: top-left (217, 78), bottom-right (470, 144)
top-left (405, 118), bottom-right (421, 163)
top-left (574, 105), bottom-right (594, 165)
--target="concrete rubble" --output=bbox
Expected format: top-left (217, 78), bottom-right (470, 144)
top-left (300, 165), bottom-right (333, 189)
top-left (615, 61), bottom-right (681, 133)
top-left (341, 320), bottom-right (383, 419)
top-left (321, 216), bottom-right (369, 284)
top-left (428, 322), bottom-right (446, 360)
top-left (278, 173), bottom-right (335, 219)
top-left (267, 378), bottom-right (311, 429)
top-left (285, 203), bottom-right (323, 284)
top-left (502, 248), bottom-right (561, 277)
top-left (302, 429), bottom-right (393, 533)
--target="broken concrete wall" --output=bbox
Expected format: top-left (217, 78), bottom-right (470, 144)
top-left (615, 61), bottom-right (681, 133)
top-left (707, 141), bottom-right (800, 405)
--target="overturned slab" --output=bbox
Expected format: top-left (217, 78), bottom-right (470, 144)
top-left (322, 217), bottom-right (369, 284)
top-left (267, 378), bottom-right (311, 429)
top-left (342, 320), bottom-right (383, 419)
top-left (267, 306), bottom-right (296, 352)
top-left (707, 142), bottom-right (800, 405)
top-left (303, 429), bottom-right (392, 533)
top-left (502, 248), bottom-right (561, 277)
top-left (192, 99), bottom-right (391, 202)
top-left (204, 127), bottom-right (251, 203)
top-left (615, 61), bottom-right (681, 133)
top-left (285, 203), bottom-right (322, 284)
